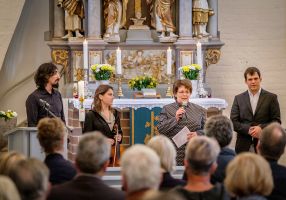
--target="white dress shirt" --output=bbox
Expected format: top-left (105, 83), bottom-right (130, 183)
top-left (248, 88), bottom-right (261, 115)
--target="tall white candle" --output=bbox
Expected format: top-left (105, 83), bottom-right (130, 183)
top-left (167, 47), bottom-right (172, 75)
top-left (196, 41), bottom-right (203, 68)
top-left (78, 80), bottom-right (85, 98)
top-left (83, 39), bottom-right (88, 69)
top-left (116, 47), bottom-right (122, 75)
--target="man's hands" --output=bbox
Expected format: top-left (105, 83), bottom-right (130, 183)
top-left (249, 126), bottom-right (262, 138)
top-left (176, 107), bottom-right (185, 121)
top-left (187, 132), bottom-right (197, 141)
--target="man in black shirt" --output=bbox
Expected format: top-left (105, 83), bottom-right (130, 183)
top-left (26, 63), bottom-right (65, 127)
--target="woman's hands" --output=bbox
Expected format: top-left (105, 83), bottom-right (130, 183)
top-left (176, 107), bottom-right (186, 121)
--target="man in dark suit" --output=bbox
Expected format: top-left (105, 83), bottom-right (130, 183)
top-left (230, 67), bottom-right (281, 153)
top-left (257, 123), bottom-right (286, 200)
top-left (47, 132), bottom-right (125, 200)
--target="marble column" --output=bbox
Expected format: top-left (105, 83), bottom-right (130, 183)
top-left (178, 0), bottom-right (193, 40)
top-left (87, 0), bottom-right (102, 39)
top-left (53, 0), bottom-right (65, 38)
top-left (207, 0), bottom-right (218, 38)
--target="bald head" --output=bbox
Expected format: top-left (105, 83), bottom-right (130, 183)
top-left (258, 123), bottom-right (286, 160)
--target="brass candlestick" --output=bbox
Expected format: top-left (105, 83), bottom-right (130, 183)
top-left (117, 75), bottom-right (124, 98)
top-left (166, 75), bottom-right (173, 97)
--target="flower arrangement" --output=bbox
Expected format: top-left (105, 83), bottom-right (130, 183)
top-left (128, 76), bottom-right (158, 91)
top-left (0, 110), bottom-right (17, 121)
top-left (179, 64), bottom-right (202, 80)
top-left (90, 64), bottom-right (115, 80)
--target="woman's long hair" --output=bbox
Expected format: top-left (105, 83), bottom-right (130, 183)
top-left (93, 84), bottom-right (114, 112)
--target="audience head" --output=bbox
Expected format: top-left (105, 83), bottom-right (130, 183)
top-left (205, 115), bottom-right (233, 148)
top-left (76, 132), bottom-right (110, 174)
top-left (173, 79), bottom-right (192, 102)
top-left (147, 135), bottom-right (176, 172)
top-left (258, 122), bottom-right (286, 160)
top-left (0, 175), bottom-right (21, 200)
top-left (121, 144), bottom-right (161, 193)
top-left (0, 151), bottom-right (26, 175)
top-left (185, 136), bottom-right (220, 176)
top-left (37, 117), bottom-right (65, 154)
top-left (9, 158), bottom-right (50, 200)
top-left (224, 152), bottom-right (273, 197)
top-left (93, 84), bottom-right (114, 112)
top-left (34, 62), bottom-right (59, 89)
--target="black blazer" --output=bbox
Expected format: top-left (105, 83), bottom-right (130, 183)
top-left (160, 172), bottom-right (186, 191)
top-left (267, 159), bottom-right (286, 200)
top-left (230, 89), bottom-right (281, 138)
top-left (83, 109), bottom-right (123, 142)
top-left (47, 175), bottom-right (125, 200)
top-left (44, 153), bottom-right (76, 185)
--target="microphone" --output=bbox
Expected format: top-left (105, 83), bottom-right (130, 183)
top-left (39, 99), bottom-right (50, 108)
top-left (179, 101), bottom-right (188, 119)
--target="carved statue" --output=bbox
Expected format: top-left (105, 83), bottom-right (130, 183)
top-left (192, 0), bottom-right (214, 38)
top-left (57, 0), bottom-right (84, 39)
top-left (103, 0), bottom-right (124, 42)
top-left (146, 0), bottom-right (177, 38)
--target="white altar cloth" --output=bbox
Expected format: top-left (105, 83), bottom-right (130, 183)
top-left (70, 98), bottom-right (228, 110)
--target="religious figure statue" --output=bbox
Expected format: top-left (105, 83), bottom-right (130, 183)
top-left (146, 0), bottom-right (177, 38)
top-left (104, 0), bottom-right (129, 42)
top-left (57, 0), bottom-right (84, 39)
top-left (192, 0), bottom-right (214, 38)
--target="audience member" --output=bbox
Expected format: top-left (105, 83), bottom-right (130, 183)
top-left (225, 152), bottom-right (273, 200)
top-left (37, 117), bottom-right (76, 185)
top-left (143, 190), bottom-right (186, 200)
top-left (121, 144), bottom-right (161, 200)
top-left (230, 67), bottom-right (281, 153)
top-left (47, 132), bottom-right (125, 200)
top-left (9, 158), bottom-right (50, 200)
top-left (204, 115), bottom-right (236, 184)
top-left (0, 175), bottom-right (21, 200)
top-left (173, 136), bottom-right (230, 200)
top-left (147, 135), bottom-right (186, 190)
top-left (257, 122), bottom-right (286, 200)
top-left (0, 151), bottom-right (26, 175)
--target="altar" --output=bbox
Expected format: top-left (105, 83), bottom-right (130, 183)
top-left (66, 98), bottom-right (227, 147)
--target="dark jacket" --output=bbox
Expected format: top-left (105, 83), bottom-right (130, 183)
top-left (47, 175), bottom-right (125, 200)
top-left (160, 172), bottom-right (186, 191)
top-left (267, 159), bottom-right (286, 200)
top-left (230, 89), bottom-right (281, 153)
top-left (44, 153), bottom-right (76, 185)
top-left (83, 109), bottom-right (122, 142)
top-left (211, 147), bottom-right (236, 184)
top-left (172, 183), bottom-right (230, 200)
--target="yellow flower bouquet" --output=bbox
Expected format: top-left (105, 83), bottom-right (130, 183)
top-left (90, 64), bottom-right (115, 80)
top-left (0, 110), bottom-right (17, 121)
top-left (179, 64), bottom-right (202, 80)
top-left (128, 76), bottom-right (158, 91)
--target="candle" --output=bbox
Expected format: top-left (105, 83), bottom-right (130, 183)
top-left (196, 41), bottom-right (203, 67)
top-left (83, 39), bottom-right (88, 69)
top-left (78, 80), bottom-right (85, 98)
top-left (116, 47), bottom-right (122, 75)
top-left (167, 47), bottom-right (172, 75)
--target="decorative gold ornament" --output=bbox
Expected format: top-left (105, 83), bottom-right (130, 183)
top-left (205, 49), bottom-right (221, 67)
top-left (75, 68), bottom-right (85, 81)
top-left (52, 50), bottom-right (69, 76)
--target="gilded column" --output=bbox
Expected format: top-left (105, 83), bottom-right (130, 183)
top-left (207, 0), bottom-right (218, 38)
top-left (87, 0), bottom-right (102, 39)
top-left (178, 0), bottom-right (193, 40)
top-left (53, 0), bottom-right (65, 38)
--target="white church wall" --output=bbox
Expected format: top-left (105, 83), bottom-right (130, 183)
top-left (208, 0), bottom-right (286, 126)
top-left (0, 0), bottom-right (51, 124)
top-left (0, 0), bottom-right (24, 71)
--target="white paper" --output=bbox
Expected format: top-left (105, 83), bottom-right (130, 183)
top-left (172, 126), bottom-right (190, 148)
